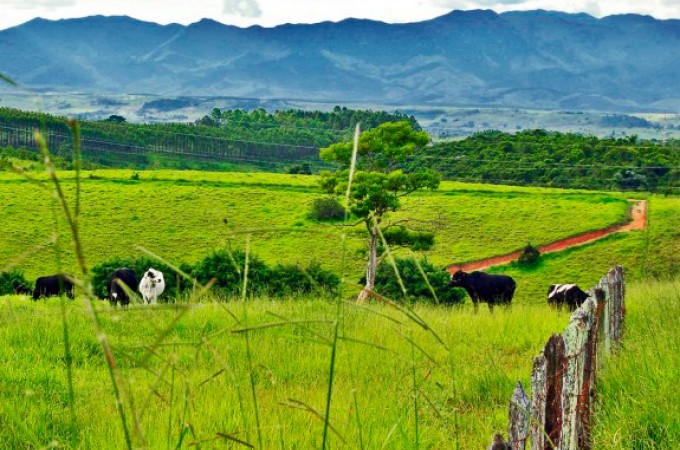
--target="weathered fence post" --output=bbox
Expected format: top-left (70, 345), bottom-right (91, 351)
top-left (530, 334), bottom-right (565, 450)
top-left (561, 296), bottom-right (598, 450)
top-left (508, 381), bottom-right (530, 449)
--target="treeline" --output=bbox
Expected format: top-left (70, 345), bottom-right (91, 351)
top-left (0, 106), bottom-right (419, 171)
top-left (406, 129), bottom-right (680, 192)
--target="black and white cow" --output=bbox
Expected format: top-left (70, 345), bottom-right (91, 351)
top-left (547, 284), bottom-right (589, 311)
top-left (32, 274), bottom-right (74, 300)
top-left (109, 268), bottom-right (138, 307)
top-left (139, 268), bottom-right (165, 304)
top-left (449, 270), bottom-right (516, 311)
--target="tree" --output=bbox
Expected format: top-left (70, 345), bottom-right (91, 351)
top-left (319, 121), bottom-right (440, 302)
top-left (104, 114), bottom-right (126, 123)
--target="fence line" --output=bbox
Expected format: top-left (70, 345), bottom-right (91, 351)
top-left (0, 122), bottom-right (329, 167)
top-left (489, 265), bottom-right (626, 450)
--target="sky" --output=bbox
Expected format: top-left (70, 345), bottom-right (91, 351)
top-left (0, 0), bottom-right (678, 31)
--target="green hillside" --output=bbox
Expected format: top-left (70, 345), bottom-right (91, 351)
top-left (0, 170), bottom-right (637, 299)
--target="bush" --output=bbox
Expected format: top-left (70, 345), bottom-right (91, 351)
top-left (268, 261), bottom-right (340, 296)
top-left (518, 243), bottom-right (540, 267)
top-left (380, 227), bottom-right (435, 253)
top-left (191, 249), bottom-right (269, 297)
top-left (90, 250), bottom-right (342, 300)
top-left (0, 269), bottom-right (31, 295)
top-left (373, 257), bottom-right (465, 304)
top-left (309, 197), bottom-right (346, 221)
top-left (288, 163), bottom-right (312, 175)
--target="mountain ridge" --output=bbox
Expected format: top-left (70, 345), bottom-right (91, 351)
top-left (1, 10), bottom-right (678, 111)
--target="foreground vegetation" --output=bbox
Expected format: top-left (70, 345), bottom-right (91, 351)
top-left (1, 277), bottom-right (677, 448)
top-left (0, 293), bottom-right (570, 449)
top-left (593, 280), bottom-right (679, 448)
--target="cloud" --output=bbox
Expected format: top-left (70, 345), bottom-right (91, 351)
top-left (431, 0), bottom-right (527, 7)
top-left (1, 0), bottom-right (77, 9)
top-left (223, 0), bottom-right (262, 18)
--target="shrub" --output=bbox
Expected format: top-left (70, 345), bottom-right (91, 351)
top-left (380, 226), bottom-right (435, 253)
top-left (373, 257), bottom-right (465, 304)
top-left (288, 163), bottom-right (312, 175)
top-left (191, 249), bottom-right (269, 297)
top-left (309, 197), bottom-right (346, 221)
top-left (518, 243), bottom-right (540, 267)
top-left (0, 269), bottom-right (31, 295)
top-left (268, 261), bottom-right (340, 296)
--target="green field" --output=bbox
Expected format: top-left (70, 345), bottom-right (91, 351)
top-left (0, 169), bottom-right (633, 298)
top-left (1, 279), bottom-right (677, 448)
top-left (1, 169), bottom-right (679, 448)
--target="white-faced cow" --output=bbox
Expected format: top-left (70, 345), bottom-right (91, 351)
top-left (109, 268), bottom-right (138, 307)
top-left (547, 284), bottom-right (589, 311)
top-left (32, 274), bottom-right (74, 300)
top-left (139, 268), bottom-right (165, 304)
top-left (449, 270), bottom-right (516, 312)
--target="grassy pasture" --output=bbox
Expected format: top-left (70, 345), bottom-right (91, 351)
top-left (0, 295), bottom-right (571, 449)
top-left (0, 170), bottom-right (631, 294)
top-left (593, 280), bottom-right (680, 448)
top-left (0, 168), bottom-right (678, 448)
top-left (0, 279), bottom-right (677, 449)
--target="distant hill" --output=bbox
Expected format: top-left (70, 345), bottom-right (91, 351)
top-left (1, 11), bottom-right (679, 111)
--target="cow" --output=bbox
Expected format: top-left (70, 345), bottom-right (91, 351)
top-left (449, 270), bottom-right (516, 312)
top-left (109, 268), bottom-right (138, 307)
top-left (32, 274), bottom-right (74, 300)
top-left (13, 283), bottom-right (32, 295)
top-left (139, 268), bottom-right (165, 304)
top-left (547, 284), bottom-right (590, 311)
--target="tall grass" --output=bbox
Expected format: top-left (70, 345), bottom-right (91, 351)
top-left (592, 280), bottom-right (680, 448)
top-left (0, 297), bottom-right (570, 448)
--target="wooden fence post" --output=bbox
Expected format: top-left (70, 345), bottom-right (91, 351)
top-left (530, 334), bottom-right (565, 450)
top-left (561, 297), bottom-right (598, 450)
top-left (508, 381), bottom-right (530, 450)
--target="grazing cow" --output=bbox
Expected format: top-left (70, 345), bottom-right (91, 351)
top-left (13, 284), bottom-right (32, 295)
top-left (109, 268), bottom-right (138, 307)
top-left (139, 268), bottom-right (165, 304)
top-left (449, 270), bottom-right (516, 312)
top-left (547, 284), bottom-right (590, 311)
top-left (32, 274), bottom-right (74, 300)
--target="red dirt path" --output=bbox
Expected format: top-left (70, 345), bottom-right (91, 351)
top-left (447, 199), bottom-right (647, 274)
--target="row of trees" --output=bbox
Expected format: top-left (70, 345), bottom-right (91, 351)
top-left (407, 129), bottom-right (680, 192)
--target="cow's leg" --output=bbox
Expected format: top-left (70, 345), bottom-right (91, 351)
top-left (471, 296), bottom-right (479, 313)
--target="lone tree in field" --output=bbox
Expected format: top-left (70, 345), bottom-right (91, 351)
top-left (319, 121), bottom-right (440, 302)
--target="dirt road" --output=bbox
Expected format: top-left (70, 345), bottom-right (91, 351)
top-left (447, 199), bottom-right (647, 274)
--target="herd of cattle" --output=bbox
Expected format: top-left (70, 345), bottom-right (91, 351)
top-left (13, 268), bottom-right (166, 306)
top-left (12, 266), bottom-right (591, 311)
top-left (448, 269), bottom-right (590, 311)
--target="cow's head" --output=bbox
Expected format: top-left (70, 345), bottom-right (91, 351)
top-left (449, 270), bottom-right (468, 287)
top-left (145, 268), bottom-right (164, 287)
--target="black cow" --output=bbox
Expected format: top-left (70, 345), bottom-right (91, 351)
top-left (547, 284), bottom-right (589, 311)
top-left (32, 274), bottom-right (74, 300)
top-left (13, 284), bottom-right (32, 295)
top-left (109, 268), bottom-right (138, 307)
top-left (449, 270), bottom-right (516, 311)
